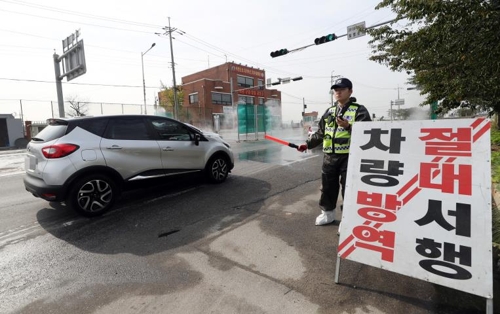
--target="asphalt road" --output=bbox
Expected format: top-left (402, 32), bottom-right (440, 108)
top-left (0, 132), bottom-right (497, 314)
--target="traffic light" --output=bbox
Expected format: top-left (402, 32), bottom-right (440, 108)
top-left (270, 49), bottom-right (288, 58)
top-left (314, 33), bottom-right (337, 45)
top-left (430, 101), bottom-right (438, 120)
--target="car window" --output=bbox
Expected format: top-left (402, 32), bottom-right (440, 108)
top-left (67, 118), bottom-right (109, 136)
top-left (105, 117), bottom-right (152, 140)
top-left (184, 123), bottom-right (202, 133)
top-left (150, 118), bottom-right (193, 141)
top-left (31, 125), bottom-right (67, 142)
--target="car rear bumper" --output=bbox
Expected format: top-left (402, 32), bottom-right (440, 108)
top-left (23, 174), bottom-right (67, 202)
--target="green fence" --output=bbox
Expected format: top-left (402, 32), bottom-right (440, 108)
top-left (159, 103), bottom-right (280, 134)
top-left (237, 104), bottom-right (280, 134)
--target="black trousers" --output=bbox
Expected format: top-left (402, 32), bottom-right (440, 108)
top-left (319, 153), bottom-right (349, 212)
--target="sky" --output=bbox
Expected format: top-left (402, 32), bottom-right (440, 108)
top-left (0, 0), bottom-right (426, 123)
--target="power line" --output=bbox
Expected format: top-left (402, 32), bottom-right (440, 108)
top-left (280, 91), bottom-right (327, 104)
top-left (0, 77), bottom-right (161, 89)
top-left (0, 8), bottom-right (155, 34)
top-left (4, 0), bottom-right (363, 78)
top-left (1, 0), bottom-right (387, 85)
top-left (0, 0), bottom-right (162, 29)
top-left (0, 6), bottom-right (294, 79)
top-left (0, 6), bottom-right (400, 97)
top-left (0, 28), bottom-right (57, 40)
top-left (173, 38), bottom-right (226, 61)
top-left (0, 98), bottom-right (145, 106)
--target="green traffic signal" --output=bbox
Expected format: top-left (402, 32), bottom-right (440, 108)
top-left (314, 33), bottom-right (337, 45)
top-left (270, 48), bottom-right (289, 58)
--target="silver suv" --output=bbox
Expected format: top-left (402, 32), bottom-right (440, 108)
top-left (23, 115), bottom-right (234, 217)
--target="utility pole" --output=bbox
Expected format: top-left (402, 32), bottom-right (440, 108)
top-left (167, 17), bottom-right (179, 120)
top-left (153, 93), bottom-right (158, 114)
top-left (19, 100), bottom-right (25, 137)
top-left (156, 19), bottom-right (185, 119)
top-left (141, 43), bottom-right (156, 115)
top-left (330, 71), bottom-right (341, 106)
top-left (396, 85), bottom-right (403, 120)
top-left (390, 100), bottom-right (394, 122)
top-left (230, 77), bottom-right (239, 142)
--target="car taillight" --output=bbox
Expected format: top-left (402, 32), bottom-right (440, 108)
top-left (42, 144), bottom-right (80, 158)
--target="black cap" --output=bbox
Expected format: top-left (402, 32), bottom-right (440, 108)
top-left (331, 78), bottom-right (353, 90)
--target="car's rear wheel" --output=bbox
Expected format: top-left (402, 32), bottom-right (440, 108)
top-left (67, 174), bottom-right (117, 217)
top-left (205, 155), bottom-right (229, 183)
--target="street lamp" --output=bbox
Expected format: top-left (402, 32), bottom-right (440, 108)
top-left (141, 43), bottom-right (156, 114)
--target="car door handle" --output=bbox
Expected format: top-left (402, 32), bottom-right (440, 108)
top-left (162, 147), bottom-right (174, 151)
top-left (106, 145), bottom-right (123, 150)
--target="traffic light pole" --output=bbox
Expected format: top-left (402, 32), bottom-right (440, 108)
top-left (271, 18), bottom-right (398, 57)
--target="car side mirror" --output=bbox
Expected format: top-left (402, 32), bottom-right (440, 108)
top-left (194, 133), bottom-right (201, 146)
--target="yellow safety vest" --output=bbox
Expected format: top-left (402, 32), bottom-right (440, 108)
top-left (323, 103), bottom-right (358, 154)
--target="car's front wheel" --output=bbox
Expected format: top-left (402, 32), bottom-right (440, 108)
top-left (67, 174), bottom-right (118, 217)
top-left (205, 155), bottom-right (229, 183)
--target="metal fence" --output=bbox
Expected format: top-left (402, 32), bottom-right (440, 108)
top-left (2, 99), bottom-right (290, 139)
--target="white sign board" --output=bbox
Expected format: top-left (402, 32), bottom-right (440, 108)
top-left (223, 105), bottom-right (234, 115)
top-left (394, 99), bottom-right (405, 106)
top-left (339, 118), bottom-right (493, 298)
top-left (281, 77), bottom-right (291, 84)
top-left (347, 21), bottom-right (366, 40)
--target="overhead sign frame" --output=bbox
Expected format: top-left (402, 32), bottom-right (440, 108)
top-left (60, 30), bottom-right (87, 82)
top-left (61, 40), bottom-right (87, 82)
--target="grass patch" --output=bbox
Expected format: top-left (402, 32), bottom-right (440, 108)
top-left (490, 126), bottom-right (500, 278)
top-left (491, 127), bottom-right (500, 187)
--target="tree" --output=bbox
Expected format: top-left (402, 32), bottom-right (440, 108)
top-left (367, 0), bottom-right (500, 125)
top-left (66, 95), bottom-right (89, 117)
top-left (158, 82), bottom-right (184, 120)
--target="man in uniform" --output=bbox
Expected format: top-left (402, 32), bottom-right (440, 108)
top-left (297, 78), bottom-right (371, 225)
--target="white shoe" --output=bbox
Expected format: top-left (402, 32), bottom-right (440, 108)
top-left (315, 210), bottom-right (335, 226)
